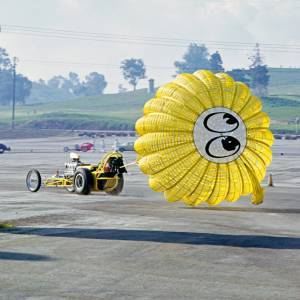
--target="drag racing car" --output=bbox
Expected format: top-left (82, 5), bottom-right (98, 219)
top-left (26, 151), bottom-right (127, 195)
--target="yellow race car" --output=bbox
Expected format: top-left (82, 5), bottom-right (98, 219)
top-left (26, 151), bottom-right (127, 195)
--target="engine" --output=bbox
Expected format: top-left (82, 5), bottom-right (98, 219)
top-left (64, 162), bottom-right (80, 178)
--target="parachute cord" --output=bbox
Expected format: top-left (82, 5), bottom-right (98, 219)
top-left (120, 161), bottom-right (137, 169)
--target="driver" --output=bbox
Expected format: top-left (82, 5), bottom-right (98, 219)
top-left (70, 152), bottom-right (81, 163)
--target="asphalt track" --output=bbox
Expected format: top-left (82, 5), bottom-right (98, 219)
top-left (0, 136), bottom-right (299, 299)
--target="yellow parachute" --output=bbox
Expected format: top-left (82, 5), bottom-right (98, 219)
top-left (135, 70), bottom-right (274, 206)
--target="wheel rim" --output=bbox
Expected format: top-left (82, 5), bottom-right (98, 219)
top-left (66, 186), bottom-right (75, 192)
top-left (75, 174), bottom-right (84, 189)
top-left (27, 170), bottom-right (39, 191)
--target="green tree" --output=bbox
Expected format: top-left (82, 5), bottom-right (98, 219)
top-left (248, 43), bottom-right (269, 96)
top-left (68, 72), bottom-right (85, 96)
top-left (84, 72), bottom-right (107, 96)
top-left (0, 70), bottom-right (11, 105)
top-left (26, 71), bottom-right (107, 103)
top-left (209, 51), bottom-right (224, 73)
top-left (0, 47), bottom-right (11, 70)
top-left (0, 48), bottom-right (12, 105)
top-left (68, 72), bottom-right (80, 86)
top-left (15, 74), bottom-right (32, 104)
top-left (249, 43), bottom-right (263, 68)
top-left (27, 79), bottom-right (74, 104)
top-left (174, 43), bottom-right (210, 74)
top-left (0, 71), bottom-right (32, 105)
top-left (0, 48), bottom-right (32, 105)
top-left (121, 58), bottom-right (146, 91)
top-left (47, 75), bottom-right (66, 89)
top-left (227, 69), bottom-right (250, 85)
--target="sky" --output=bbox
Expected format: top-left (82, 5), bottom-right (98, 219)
top-left (0, 0), bottom-right (300, 92)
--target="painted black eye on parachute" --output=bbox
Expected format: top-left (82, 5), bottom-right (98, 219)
top-left (221, 136), bottom-right (241, 152)
top-left (204, 112), bottom-right (239, 133)
top-left (223, 113), bottom-right (239, 126)
top-left (205, 136), bottom-right (241, 158)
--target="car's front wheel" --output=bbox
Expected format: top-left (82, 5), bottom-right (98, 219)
top-left (73, 169), bottom-right (92, 195)
top-left (26, 169), bottom-right (42, 192)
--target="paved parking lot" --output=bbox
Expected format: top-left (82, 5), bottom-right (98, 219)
top-left (0, 137), bottom-right (299, 299)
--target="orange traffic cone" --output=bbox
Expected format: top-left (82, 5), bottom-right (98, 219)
top-left (268, 174), bottom-right (274, 187)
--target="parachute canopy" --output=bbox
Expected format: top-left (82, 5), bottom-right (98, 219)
top-left (135, 70), bottom-right (273, 206)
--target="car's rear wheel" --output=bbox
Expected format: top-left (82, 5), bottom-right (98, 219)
top-left (73, 169), bottom-right (92, 195)
top-left (105, 174), bottom-right (124, 195)
top-left (26, 169), bottom-right (42, 192)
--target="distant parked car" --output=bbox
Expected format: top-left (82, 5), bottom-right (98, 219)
top-left (0, 143), bottom-right (11, 154)
top-left (113, 141), bottom-right (135, 152)
top-left (64, 142), bottom-right (94, 153)
top-left (78, 131), bottom-right (96, 138)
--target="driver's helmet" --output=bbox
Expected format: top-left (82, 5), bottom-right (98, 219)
top-left (70, 152), bottom-right (80, 161)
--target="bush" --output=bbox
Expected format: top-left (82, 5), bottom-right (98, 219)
top-left (23, 118), bottom-right (134, 131)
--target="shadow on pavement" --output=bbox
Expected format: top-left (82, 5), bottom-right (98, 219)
top-left (5, 228), bottom-right (300, 250)
top-left (0, 251), bottom-right (54, 261)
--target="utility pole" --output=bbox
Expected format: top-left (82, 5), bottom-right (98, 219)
top-left (11, 56), bottom-right (18, 130)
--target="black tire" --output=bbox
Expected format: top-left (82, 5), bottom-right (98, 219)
top-left (73, 168), bottom-right (92, 195)
top-left (0, 149), bottom-right (4, 154)
top-left (105, 174), bottom-right (124, 195)
top-left (26, 169), bottom-right (42, 192)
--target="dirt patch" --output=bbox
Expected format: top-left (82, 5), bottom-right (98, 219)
top-left (6, 213), bottom-right (83, 226)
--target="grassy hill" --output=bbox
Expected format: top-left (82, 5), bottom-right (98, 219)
top-left (0, 89), bottom-right (151, 130)
top-left (1, 85), bottom-right (300, 133)
top-left (268, 68), bottom-right (300, 96)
